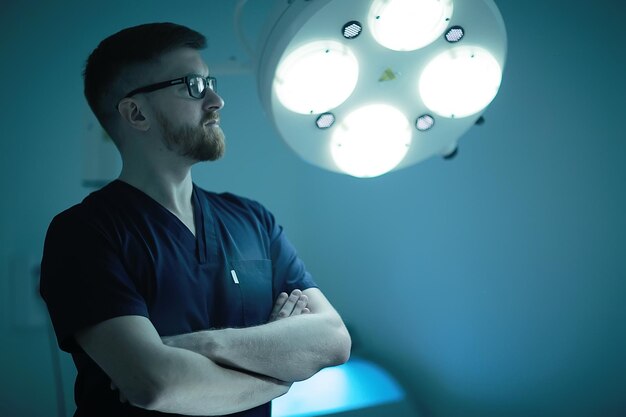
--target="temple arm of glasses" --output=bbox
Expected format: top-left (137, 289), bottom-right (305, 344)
top-left (124, 78), bottom-right (186, 99)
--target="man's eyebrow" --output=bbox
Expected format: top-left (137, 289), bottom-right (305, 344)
top-left (186, 70), bottom-right (209, 77)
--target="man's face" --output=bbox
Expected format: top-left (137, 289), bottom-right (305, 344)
top-left (147, 48), bottom-right (226, 162)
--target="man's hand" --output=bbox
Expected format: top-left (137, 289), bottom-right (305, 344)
top-left (268, 289), bottom-right (309, 322)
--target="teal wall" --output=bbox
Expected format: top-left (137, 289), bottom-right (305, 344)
top-left (1, 0), bottom-right (624, 416)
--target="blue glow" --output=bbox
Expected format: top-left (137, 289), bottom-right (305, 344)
top-left (272, 357), bottom-right (405, 417)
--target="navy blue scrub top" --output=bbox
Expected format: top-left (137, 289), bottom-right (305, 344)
top-left (40, 180), bottom-right (317, 417)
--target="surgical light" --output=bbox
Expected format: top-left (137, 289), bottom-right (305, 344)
top-left (254, 0), bottom-right (507, 177)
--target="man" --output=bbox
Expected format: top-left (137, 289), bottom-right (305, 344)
top-left (40, 22), bottom-right (351, 416)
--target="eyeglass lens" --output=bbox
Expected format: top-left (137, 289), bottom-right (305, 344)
top-left (188, 76), bottom-right (216, 98)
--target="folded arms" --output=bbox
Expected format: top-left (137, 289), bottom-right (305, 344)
top-left (76, 288), bottom-right (351, 415)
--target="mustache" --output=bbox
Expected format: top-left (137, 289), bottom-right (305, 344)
top-left (203, 113), bottom-right (220, 124)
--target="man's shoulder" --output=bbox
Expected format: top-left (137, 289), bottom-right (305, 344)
top-left (48, 181), bottom-right (127, 233)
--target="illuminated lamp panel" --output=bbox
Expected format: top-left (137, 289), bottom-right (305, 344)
top-left (273, 41), bottom-right (359, 115)
top-left (368, 0), bottom-right (454, 51)
top-left (330, 104), bottom-right (412, 178)
top-left (419, 46), bottom-right (503, 118)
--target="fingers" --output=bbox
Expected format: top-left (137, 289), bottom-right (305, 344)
top-left (291, 294), bottom-right (308, 316)
top-left (277, 290), bottom-right (303, 319)
top-left (269, 292), bottom-right (289, 321)
top-left (268, 289), bottom-right (309, 322)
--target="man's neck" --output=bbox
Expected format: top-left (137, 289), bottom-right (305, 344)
top-left (118, 162), bottom-right (195, 220)
top-left (116, 137), bottom-right (202, 236)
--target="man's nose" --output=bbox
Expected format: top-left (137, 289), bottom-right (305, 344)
top-left (203, 89), bottom-right (224, 112)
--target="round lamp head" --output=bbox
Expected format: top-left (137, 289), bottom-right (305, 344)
top-left (256, 0), bottom-right (507, 177)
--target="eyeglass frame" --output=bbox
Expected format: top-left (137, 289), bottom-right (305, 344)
top-left (117, 74), bottom-right (217, 109)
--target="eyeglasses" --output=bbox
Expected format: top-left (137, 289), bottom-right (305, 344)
top-left (122, 74), bottom-right (217, 101)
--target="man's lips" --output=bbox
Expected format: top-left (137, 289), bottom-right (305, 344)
top-left (203, 114), bottom-right (220, 126)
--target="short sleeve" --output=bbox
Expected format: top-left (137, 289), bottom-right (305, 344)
top-left (40, 210), bottom-right (149, 353)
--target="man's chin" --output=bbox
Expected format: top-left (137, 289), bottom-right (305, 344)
top-left (195, 138), bottom-right (225, 162)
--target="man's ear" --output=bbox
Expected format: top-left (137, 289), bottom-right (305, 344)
top-left (117, 98), bottom-right (150, 131)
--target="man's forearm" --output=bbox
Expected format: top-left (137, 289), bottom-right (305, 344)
top-left (75, 315), bottom-right (289, 416)
top-left (135, 345), bottom-right (290, 415)
top-left (163, 312), bottom-right (350, 382)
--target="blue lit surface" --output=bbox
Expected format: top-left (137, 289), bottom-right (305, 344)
top-left (272, 357), bottom-right (405, 417)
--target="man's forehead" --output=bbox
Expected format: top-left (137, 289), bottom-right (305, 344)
top-left (155, 47), bottom-right (210, 78)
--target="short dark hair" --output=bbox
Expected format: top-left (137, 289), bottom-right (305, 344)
top-left (83, 22), bottom-right (206, 140)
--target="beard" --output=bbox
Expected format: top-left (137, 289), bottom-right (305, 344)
top-left (156, 111), bottom-right (225, 162)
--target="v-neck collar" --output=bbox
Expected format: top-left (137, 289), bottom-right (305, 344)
top-left (191, 185), bottom-right (208, 263)
top-left (111, 180), bottom-right (212, 263)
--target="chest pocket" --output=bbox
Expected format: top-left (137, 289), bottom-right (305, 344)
top-left (229, 259), bottom-right (273, 326)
